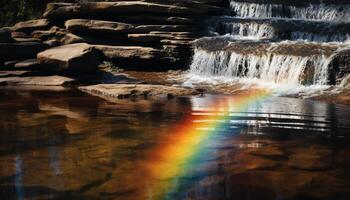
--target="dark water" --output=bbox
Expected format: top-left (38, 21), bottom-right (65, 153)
top-left (1, 88), bottom-right (350, 200)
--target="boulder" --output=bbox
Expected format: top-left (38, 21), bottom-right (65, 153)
top-left (0, 27), bottom-right (13, 43)
top-left (79, 84), bottom-right (199, 100)
top-left (37, 43), bottom-right (100, 75)
top-left (13, 19), bottom-right (51, 32)
top-left (65, 19), bottom-right (134, 34)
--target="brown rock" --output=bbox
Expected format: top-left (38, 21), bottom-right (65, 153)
top-left (37, 43), bottom-right (100, 75)
top-left (94, 45), bottom-right (164, 60)
top-left (0, 75), bottom-right (75, 86)
top-left (31, 26), bottom-right (66, 41)
top-left (44, 1), bottom-right (223, 19)
top-left (14, 59), bottom-right (44, 70)
top-left (61, 33), bottom-right (85, 45)
top-left (14, 19), bottom-right (51, 32)
top-left (65, 19), bottom-right (134, 34)
top-left (134, 25), bottom-right (197, 33)
top-left (79, 84), bottom-right (198, 100)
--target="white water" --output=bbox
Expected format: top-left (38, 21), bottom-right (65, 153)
top-left (184, 1), bottom-right (349, 95)
top-left (214, 22), bottom-right (348, 42)
top-left (230, 1), bottom-right (283, 18)
top-left (230, 1), bottom-right (350, 22)
top-left (217, 22), bottom-right (276, 39)
top-left (291, 32), bottom-right (349, 42)
top-left (189, 49), bottom-right (332, 86)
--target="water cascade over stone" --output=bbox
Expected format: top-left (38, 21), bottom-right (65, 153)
top-left (189, 0), bottom-right (350, 86)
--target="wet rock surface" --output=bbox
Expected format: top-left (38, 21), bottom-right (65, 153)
top-left (37, 43), bottom-right (100, 75)
top-left (79, 83), bottom-right (199, 100)
top-left (0, 75), bottom-right (75, 86)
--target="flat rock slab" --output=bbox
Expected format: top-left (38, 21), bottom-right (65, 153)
top-left (14, 19), bottom-right (50, 32)
top-left (94, 45), bottom-right (164, 60)
top-left (79, 84), bottom-right (198, 99)
top-left (0, 75), bottom-right (75, 86)
top-left (0, 71), bottom-right (32, 78)
top-left (37, 43), bottom-right (100, 75)
top-left (14, 59), bottom-right (43, 70)
top-left (65, 19), bottom-right (134, 34)
top-left (44, 1), bottom-right (223, 18)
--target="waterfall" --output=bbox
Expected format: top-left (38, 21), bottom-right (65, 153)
top-left (230, 1), bottom-right (350, 21)
top-left (215, 22), bottom-right (276, 40)
top-left (289, 5), bottom-right (350, 22)
top-left (189, 49), bottom-right (332, 85)
top-left (291, 32), bottom-right (349, 42)
top-left (229, 1), bottom-right (284, 18)
top-left (187, 1), bottom-right (350, 88)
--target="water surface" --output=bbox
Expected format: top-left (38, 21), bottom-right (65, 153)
top-left (1, 88), bottom-right (350, 200)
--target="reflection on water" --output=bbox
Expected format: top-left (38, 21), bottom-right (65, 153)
top-left (0, 88), bottom-right (350, 199)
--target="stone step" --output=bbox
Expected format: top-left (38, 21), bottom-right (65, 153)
top-left (94, 45), bottom-right (166, 60)
top-left (92, 45), bottom-right (181, 70)
top-left (210, 17), bottom-right (350, 41)
top-left (37, 43), bottom-right (100, 76)
top-left (65, 19), bottom-right (199, 35)
top-left (44, 1), bottom-right (225, 19)
top-left (128, 32), bottom-right (195, 43)
top-left (194, 36), bottom-right (349, 57)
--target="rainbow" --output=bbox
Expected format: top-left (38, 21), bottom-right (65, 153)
top-left (145, 90), bottom-right (270, 200)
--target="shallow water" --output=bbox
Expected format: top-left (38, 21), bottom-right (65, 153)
top-left (1, 88), bottom-right (350, 200)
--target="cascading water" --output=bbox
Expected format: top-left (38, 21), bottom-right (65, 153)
top-left (190, 49), bottom-right (332, 86)
top-left (187, 0), bottom-right (350, 89)
top-left (229, 1), bottom-right (350, 21)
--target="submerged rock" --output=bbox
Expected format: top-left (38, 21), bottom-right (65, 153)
top-left (79, 84), bottom-right (199, 100)
top-left (0, 75), bottom-right (75, 86)
top-left (37, 43), bottom-right (100, 75)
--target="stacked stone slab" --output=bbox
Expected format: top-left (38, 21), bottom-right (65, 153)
top-left (0, 0), bottom-right (227, 74)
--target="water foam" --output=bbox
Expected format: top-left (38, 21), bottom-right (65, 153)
top-left (189, 49), bottom-right (332, 85)
top-left (230, 1), bottom-right (350, 21)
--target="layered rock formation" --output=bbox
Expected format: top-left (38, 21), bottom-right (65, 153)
top-left (0, 0), bottom-right (228, 77)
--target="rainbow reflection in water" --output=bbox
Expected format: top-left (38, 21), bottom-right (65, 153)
top-left (145, 90), bottom-right (270, 199)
